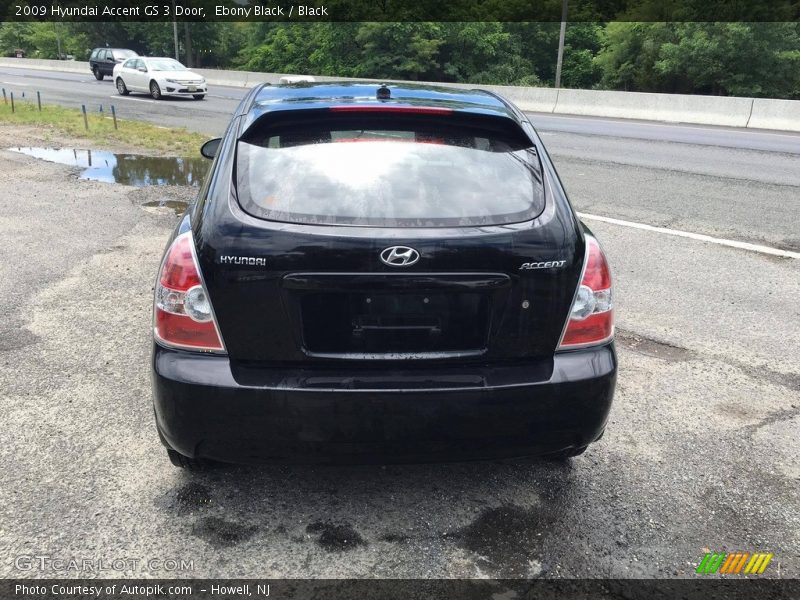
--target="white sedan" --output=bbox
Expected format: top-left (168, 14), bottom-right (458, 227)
top-left (113, 57), bottom-right (207, 100)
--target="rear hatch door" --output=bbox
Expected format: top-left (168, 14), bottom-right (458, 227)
top-left (197, 106), bottom-right (583, 364)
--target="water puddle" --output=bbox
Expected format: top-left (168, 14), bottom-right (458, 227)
top-left (9, 147), bottom-right (207, 187)
top-left (142, 199), bottom-right (189, 215)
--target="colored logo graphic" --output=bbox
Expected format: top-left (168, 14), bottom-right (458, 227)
top-left (696, 552), bottom-right (773, 575)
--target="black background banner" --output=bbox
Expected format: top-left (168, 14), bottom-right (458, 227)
top-left (1, 0), bottom-right (799, 22)
top-left (3, 579), bottom-right (800, 600)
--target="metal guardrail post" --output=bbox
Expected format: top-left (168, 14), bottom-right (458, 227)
top-left (10, 92), bottom-right (14, 113)
top-left (2, 88), bottom-right (6, 105)
top-left (82, 104), bottom-right (88, 129)
top-left (111, 105), bottom-right (118, 130)
top-left (37, 91), bottom-right (42, 111)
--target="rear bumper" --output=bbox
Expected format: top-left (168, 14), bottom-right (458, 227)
top-left (152, 343), bottom-right (617, 464)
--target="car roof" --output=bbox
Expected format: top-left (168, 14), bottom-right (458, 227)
top-left (242, 82), bottom-right (521, 131)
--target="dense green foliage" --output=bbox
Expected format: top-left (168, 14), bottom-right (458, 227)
top-left (1, 21), bottom-right (798, 98)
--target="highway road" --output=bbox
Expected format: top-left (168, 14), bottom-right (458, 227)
top-left (0, 65), bottom-right (798, 581)
top-left (2, 63), bottom-right (799, 253)
top-left (2, 65), bottom-right (799, 153)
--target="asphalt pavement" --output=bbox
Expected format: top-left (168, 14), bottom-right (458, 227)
top-left (0, 67), bottom-right (798, 580)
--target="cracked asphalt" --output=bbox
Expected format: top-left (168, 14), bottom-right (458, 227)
top-left (0, 116), bottom-right (798, 580)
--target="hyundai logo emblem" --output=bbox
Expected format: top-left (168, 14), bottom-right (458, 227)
top-left (380, 246), bottom-right (420, 267)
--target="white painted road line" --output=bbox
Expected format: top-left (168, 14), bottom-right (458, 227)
top-left (578, 212), bottom-right (800, 259)
top-left (111, 95), bottom-right (155, 103)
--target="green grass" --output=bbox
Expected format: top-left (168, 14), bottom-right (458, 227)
top-left (0, 98), bottom-right (207, 156)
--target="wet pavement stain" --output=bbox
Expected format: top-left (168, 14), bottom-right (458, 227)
top-left (157, 482), bottom-right (212, 515)
top-left (174, 482), bottom-right (213, 511)
top-left (616, 330), bottom-right (694, 362)
top-left (733, 362), bottom-right (800, 392)
top-left (378, 532), bottom-right (411, 543)
top-left (193, 516), bottom-right (257, 548)
top-left (306, 521), bottom-right (366, 552)
top-left (743, 404), bottom-right (800, 436)
top-left (455, 505), bottom-right (556, 577)
top-left (9, 147), bottom-right (207, 187)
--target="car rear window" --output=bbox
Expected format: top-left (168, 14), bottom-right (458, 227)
top-left (235, 112), bottom-right (544, 227)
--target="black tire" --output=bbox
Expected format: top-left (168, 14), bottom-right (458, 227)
top-left (93, 66), bottom-right (103, 81)
top-left (193, 94), bottom-right (205, 100)
top-left (150, 80), bottom-right (162, 100)
top-left (115, 77), bottom-right (129, 96)
top-left (546, 445), bottom-right (588, 461)
top-left (166, 448), bottom-right (208, 471)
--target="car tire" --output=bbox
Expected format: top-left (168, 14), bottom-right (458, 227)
top-left (150, 81), bottom-right (162, 100)
top-left (116, 77), bottom-right (129, 95)
top-left (166, 448), bottom-right (208, 471)
top-left (546, 445), bottom-right (588, 460)
top-left (93, 67), bottom-right (103, 81)
top-left (193, 94), bottom-right (205, 100)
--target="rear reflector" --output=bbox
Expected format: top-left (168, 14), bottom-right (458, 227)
top-left (558, 235), bottom-right (614, 349)
top-left (329, 105), bottom-right (453, 115)
top-left (154, 232), bottom-right (225, 353)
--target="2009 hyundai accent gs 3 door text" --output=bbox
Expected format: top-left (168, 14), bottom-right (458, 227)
top-left (151, 83), bottom-right (617, 469)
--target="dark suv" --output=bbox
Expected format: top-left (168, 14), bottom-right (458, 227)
top-left (89, 48), bottom-right (137, 80)
top-left (152, 83), bottom-right (617, 468)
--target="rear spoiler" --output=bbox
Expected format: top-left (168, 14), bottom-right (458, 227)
top-left (238, 104), bottom-right (534, 148)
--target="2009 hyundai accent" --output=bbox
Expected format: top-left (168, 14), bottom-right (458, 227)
top-left (151, 83), bottom-right (617, 469)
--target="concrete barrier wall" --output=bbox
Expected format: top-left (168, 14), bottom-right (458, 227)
top-left (747, 98), bottom-right (800, 132)
top-left (193, 68), bottom-right (277, 87)
top-left (1, 58), bottom-right (798, 132)
top-left (0, 58), bottom-right (89, 74)
top-left (454, 84), bottom-right (559, 113)
top-left (553, 89), bottom-right (755, 128)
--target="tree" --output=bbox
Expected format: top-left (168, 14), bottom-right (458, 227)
top-left (594, 22), bottom-right (676, 92)
top-left (596, 22), bottom-right (800, 98)
top-left (655, 23), bottom-right (800, 98)
top-left (437, 22), bottom-right (511, 82)
top-left (238, 24), bottom-right (317, 73)
top-left (560, 23), bottom-right (602, 89)
top-left (354, 23), bottom-right (444, 80)
top-left (0, 23), bottom-right (32, 56)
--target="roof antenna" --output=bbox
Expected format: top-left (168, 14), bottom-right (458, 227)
top-left (376, 84), bottom-right (391, 100)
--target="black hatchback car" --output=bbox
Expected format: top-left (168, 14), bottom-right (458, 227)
top-left (152, 83), bottom-right (617, 468)
top-left (89, 47), bottom-right (137, 80)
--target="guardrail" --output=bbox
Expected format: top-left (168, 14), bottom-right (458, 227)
top-left (1, 57), bottom-right (798, 132)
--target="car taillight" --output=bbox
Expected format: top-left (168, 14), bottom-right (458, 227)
top-left (154, 232), bottom-right (225, 353)
top-left (558, 234), bottom-right (614, 349)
